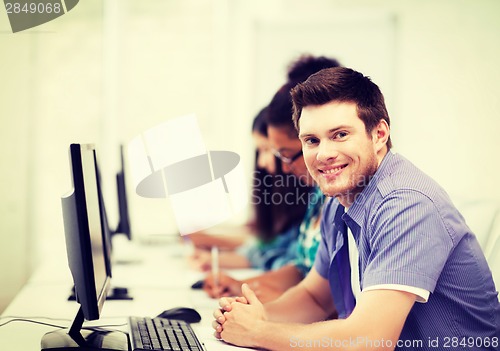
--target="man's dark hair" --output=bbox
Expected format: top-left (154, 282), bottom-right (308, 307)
top-left (291, 66), bottom-right (392, 149)
top-left (266, 55), bottom-right (341, 136)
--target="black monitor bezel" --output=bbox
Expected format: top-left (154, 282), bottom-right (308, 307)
top-left (62, 143), bottom-right (111, 321)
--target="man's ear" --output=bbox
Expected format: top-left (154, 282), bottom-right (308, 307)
top-left (372, 119), bottom-right (390, 152)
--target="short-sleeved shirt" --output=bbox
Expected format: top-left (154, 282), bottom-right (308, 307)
top-left (315, 151), bottom-right (500, 349)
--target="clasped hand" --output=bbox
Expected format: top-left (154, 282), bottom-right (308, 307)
top-left (212, 283), bottom-right (267, 347)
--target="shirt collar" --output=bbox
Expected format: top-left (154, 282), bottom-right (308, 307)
top-left (346, 150), bottom-right (395, 226)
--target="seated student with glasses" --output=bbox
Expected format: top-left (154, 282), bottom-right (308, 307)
top-left (188, 107), bottom-right (312, 272)
top-left (203, 55), bottom-right (341, 303)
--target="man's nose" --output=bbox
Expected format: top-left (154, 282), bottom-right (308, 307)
top-left (317, 141), bottom-right (338, 162)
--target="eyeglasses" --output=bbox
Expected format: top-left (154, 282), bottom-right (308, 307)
top-left (272, 149), bottom-right (303, 164)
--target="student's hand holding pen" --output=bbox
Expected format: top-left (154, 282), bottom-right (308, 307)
top-left (204, 273), bottom-right (286, 302)
top-left (203, 272), bottom-right (242, 298)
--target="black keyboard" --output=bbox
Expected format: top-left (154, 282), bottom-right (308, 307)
top-left (128, 316), bottom-right (204, 351)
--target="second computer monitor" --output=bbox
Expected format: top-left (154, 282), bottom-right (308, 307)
top-left (114, 145), bottom-right (131, 239)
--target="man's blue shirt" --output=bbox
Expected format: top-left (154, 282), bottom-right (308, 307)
top-left (315, 151), bottom-right (500, 350)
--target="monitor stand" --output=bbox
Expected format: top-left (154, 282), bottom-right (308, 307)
top-left (68, 286), bottom-right (133, 301)
top-left (40, 307), bottom-right (129, 351)
top-left (106, 287), bottom-right (133, 300)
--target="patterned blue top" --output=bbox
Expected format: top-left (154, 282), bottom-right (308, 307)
top-left (315, 151), bottom-right (500, 349)
top-left (237, 224), bottom-right (300, 271)
top-left (238, 186), bottom-right (325, 273)
top-left (293, 186), bottom-right (325, 276)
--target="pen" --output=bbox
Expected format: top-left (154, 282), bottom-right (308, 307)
top-left (211, 246), bottom-right (219, 289)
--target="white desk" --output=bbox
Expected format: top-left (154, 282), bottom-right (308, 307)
top-left (0, 240), bottom-right (260, 350)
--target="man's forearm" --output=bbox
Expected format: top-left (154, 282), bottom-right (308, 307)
top-left (251, 290), bottom-right (415, 351)
top-left (252, 319), bottom-right (349, 350)
top-left (264, 283), bottom-right (332, 323)
top-left (263, 268), bottom-right (336, 323)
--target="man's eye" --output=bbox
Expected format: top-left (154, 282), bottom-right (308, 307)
top-left (304, 137), bottom-right (319, 145)
top-left (334, 131), bottom-right (348, 139)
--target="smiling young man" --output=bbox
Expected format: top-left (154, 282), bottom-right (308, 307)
top-left (212, 67), bottom-right (500, 350)
top-left (202, 56), bottom-right (341, 302)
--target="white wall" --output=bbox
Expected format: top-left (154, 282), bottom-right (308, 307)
top-left (0, 0), bottom-right (105, 312)
top-left (1, 0), bottom-right (499, 312)
top-left (0, 31), bottom-right (33, 313)
top-left (394, 0), bottom-right (500, 197)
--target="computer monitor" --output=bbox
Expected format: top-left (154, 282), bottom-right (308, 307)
top-left (95, 154), bottom-right (133, 300)
top-left (67, 148), bottom-right (132, 301)
top-left (41, 144), bottom-right (128, 351)
top-left (113, 145), bottom-right (131, 240)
